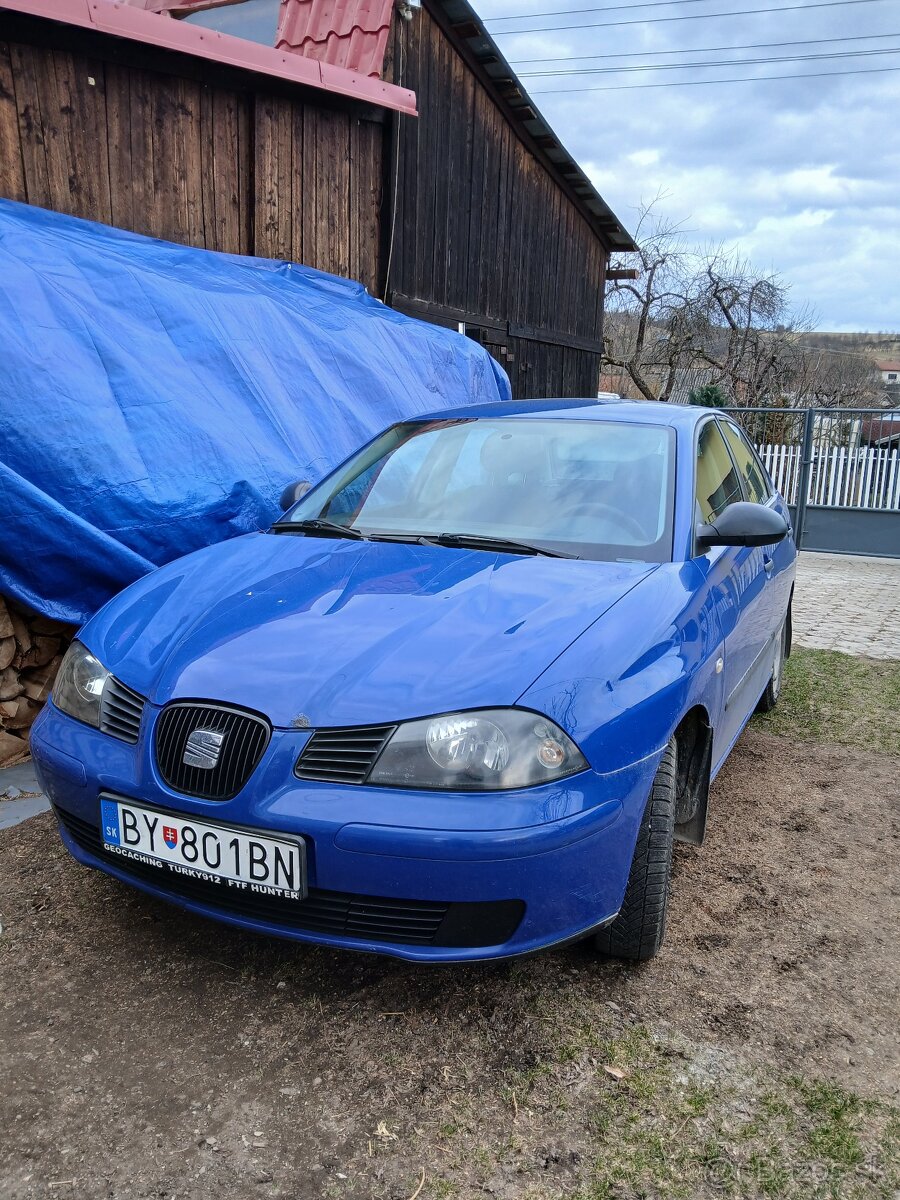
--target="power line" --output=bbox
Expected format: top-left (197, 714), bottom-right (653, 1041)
top-left (487, 0), bottom-right (750, 21)
top-left (518, 45), bottom-right (900, 74)
top-left (489, 0), bottom-right (890, 38)
top-left (530, 60), bottom-right (900, 89)
top-left (509, 30), bottom-right (900, 64)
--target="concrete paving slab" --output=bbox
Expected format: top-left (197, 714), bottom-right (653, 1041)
top-left (0, 761), bottom-right (50, 830)
top-left (792, 551), bottom-right (900, 660)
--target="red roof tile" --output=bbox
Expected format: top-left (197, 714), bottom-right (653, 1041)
top-left (276, 0), bottom-right (394, 78)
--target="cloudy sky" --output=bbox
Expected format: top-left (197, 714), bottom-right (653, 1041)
top-left (476, 0), bottom-right (900, 331)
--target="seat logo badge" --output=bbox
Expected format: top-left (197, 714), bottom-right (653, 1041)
top-left (183, 728), bottom-right (227, 770)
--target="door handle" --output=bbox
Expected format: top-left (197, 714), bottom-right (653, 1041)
top-left (764, 555), bottom-right (774, 573)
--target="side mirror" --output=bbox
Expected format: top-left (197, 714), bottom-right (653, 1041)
top-left (279, 480), bottom-right (312, 511)
top-left (697, 501), bottom-right (789, 549)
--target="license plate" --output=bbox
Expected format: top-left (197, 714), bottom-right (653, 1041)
top-left (99, 797), bottom-right (307, 900)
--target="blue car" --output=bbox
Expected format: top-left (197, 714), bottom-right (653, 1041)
top-left (32, 399), bottom-right (796, 962)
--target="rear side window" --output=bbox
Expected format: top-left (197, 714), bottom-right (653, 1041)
top-left (695, 421), bottom-right (742, 523)
top-left (719, 421), bottom-right (772, 504)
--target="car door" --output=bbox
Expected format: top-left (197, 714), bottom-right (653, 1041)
top-left (694, 418), bottom-right (770, 761)
top-left (718, 417), bottom-right (794, 634)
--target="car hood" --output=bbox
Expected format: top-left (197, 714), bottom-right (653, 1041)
top-left (82, 533), bottom-right (658, 728)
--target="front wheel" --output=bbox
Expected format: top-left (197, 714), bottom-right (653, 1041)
top-left (595, 738), bottom-right (677, 961)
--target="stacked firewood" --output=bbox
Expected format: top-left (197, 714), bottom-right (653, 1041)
top-left (0, 595), bottom-right (75, 767)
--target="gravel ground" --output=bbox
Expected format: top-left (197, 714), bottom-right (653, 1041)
top-left (1, 723), bottom-right (898, 1199)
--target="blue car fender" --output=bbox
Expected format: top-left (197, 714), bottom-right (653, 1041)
top-left (519, 560), bottom-right (726, 779)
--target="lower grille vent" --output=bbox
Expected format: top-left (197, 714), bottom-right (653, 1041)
top-left (54, 807), bottom-right (525, 949)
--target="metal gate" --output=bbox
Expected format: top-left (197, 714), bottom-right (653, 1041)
top-left (724, 408), bottom-right (900, 558)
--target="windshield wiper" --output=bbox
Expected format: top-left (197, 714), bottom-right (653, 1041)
top-left (272, 522), bottom-right (577, 558)
top-left (428, 532), bottom-right (578, 559)
top-left (273, 518), bottom-right (368, 540)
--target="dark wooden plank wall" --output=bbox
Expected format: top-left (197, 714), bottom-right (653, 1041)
top-left (0, 37), bottom-right (382, 291)
top-left (0, 17), bottom-right (609, 399)
top-left (385, 8), bottom-right (608, 397)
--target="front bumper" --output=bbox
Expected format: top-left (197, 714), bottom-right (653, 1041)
top-left (31, 702), bottom-right (663, 962)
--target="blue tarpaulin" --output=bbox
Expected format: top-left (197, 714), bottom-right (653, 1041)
top-left (0, 201), bottom-right (511, 625)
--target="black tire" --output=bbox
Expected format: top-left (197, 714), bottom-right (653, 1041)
top-left (755, 611), bottom-right (788, 714)
top-left (595, 738), bottom-right (677, 962)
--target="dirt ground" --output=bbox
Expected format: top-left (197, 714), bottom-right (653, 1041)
top-left (1, 726), bottom-right (898, 1200)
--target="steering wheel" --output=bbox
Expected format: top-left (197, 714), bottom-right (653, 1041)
top-left (563, 501), bottom-right (648, 543)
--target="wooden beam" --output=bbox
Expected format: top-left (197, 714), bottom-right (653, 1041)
top-left (607, 268), bottom-right (640, 281)
top-left (389, 296), bottom-right (606, 354)
top-left (509, 322), bottom-right (604, 354)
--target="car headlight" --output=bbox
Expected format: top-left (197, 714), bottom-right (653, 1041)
top-left (368, 708), bottom-right (588, 791)
top-left (52, 640), bottom-right (110, 728)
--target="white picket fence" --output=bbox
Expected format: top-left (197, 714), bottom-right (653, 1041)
top-left (757, 443), bottom-right (900, 511)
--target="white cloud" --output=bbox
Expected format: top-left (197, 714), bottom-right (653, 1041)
top-left (479, 0), bottom-right (900, 329)
top-left (626, 149), bottom-right (662, 167)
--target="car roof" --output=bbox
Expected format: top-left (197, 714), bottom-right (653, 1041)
top-left (416, 397), bottom-right (713, 428)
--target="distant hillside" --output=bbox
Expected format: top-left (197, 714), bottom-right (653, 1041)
top-left (798, 332), bottom-right (900, 362)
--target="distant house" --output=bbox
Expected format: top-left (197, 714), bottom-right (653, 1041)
top-left (876, 361), bottom-right (900, 408)
top-left (859, 410), bottom-right (900, 448)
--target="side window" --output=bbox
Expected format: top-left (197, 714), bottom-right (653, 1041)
top-left (695, 421), bottom-right (742, 525)
top-left (720, 421), bottom-right (772, 504)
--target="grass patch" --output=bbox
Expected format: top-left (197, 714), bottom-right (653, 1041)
top-left (794, 1079), bottom-right (866, 1168)
top-left (754, 647), bottom-right (900, 754)
top-left (596, 1057), bottom-right (893, 1199)
top-left (495, 1015), bottom-right (900, 1200)
top-left (428, 1181), bottom-right (457, 1198)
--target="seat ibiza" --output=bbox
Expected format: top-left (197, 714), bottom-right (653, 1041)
top-left (32, 399), bottom-right (796, 961)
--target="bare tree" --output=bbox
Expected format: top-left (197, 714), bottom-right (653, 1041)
top-left (684, 247), bottom-right (809, 406)
top-left (602, 202), bottom-right (696, 402)
top-left (787, 346), bottom-right (883, 409)
top-left (603, 204), bottom-right (880, 410)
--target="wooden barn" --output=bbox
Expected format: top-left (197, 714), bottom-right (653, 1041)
top-left (0, 0), bottom-right (634, 397)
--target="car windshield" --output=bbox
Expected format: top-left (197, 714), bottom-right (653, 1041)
top-left (277, 417), bottom-right (676, 563)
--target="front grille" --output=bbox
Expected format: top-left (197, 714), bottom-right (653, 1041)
top-left (155, 703), bottom-right (270, 800)
top-left (54, 806), bottom-right (525, 948)
top-left (99, 677), bottom-right (146, 744)
top-left (294, 724), bottom-right (396, 784)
